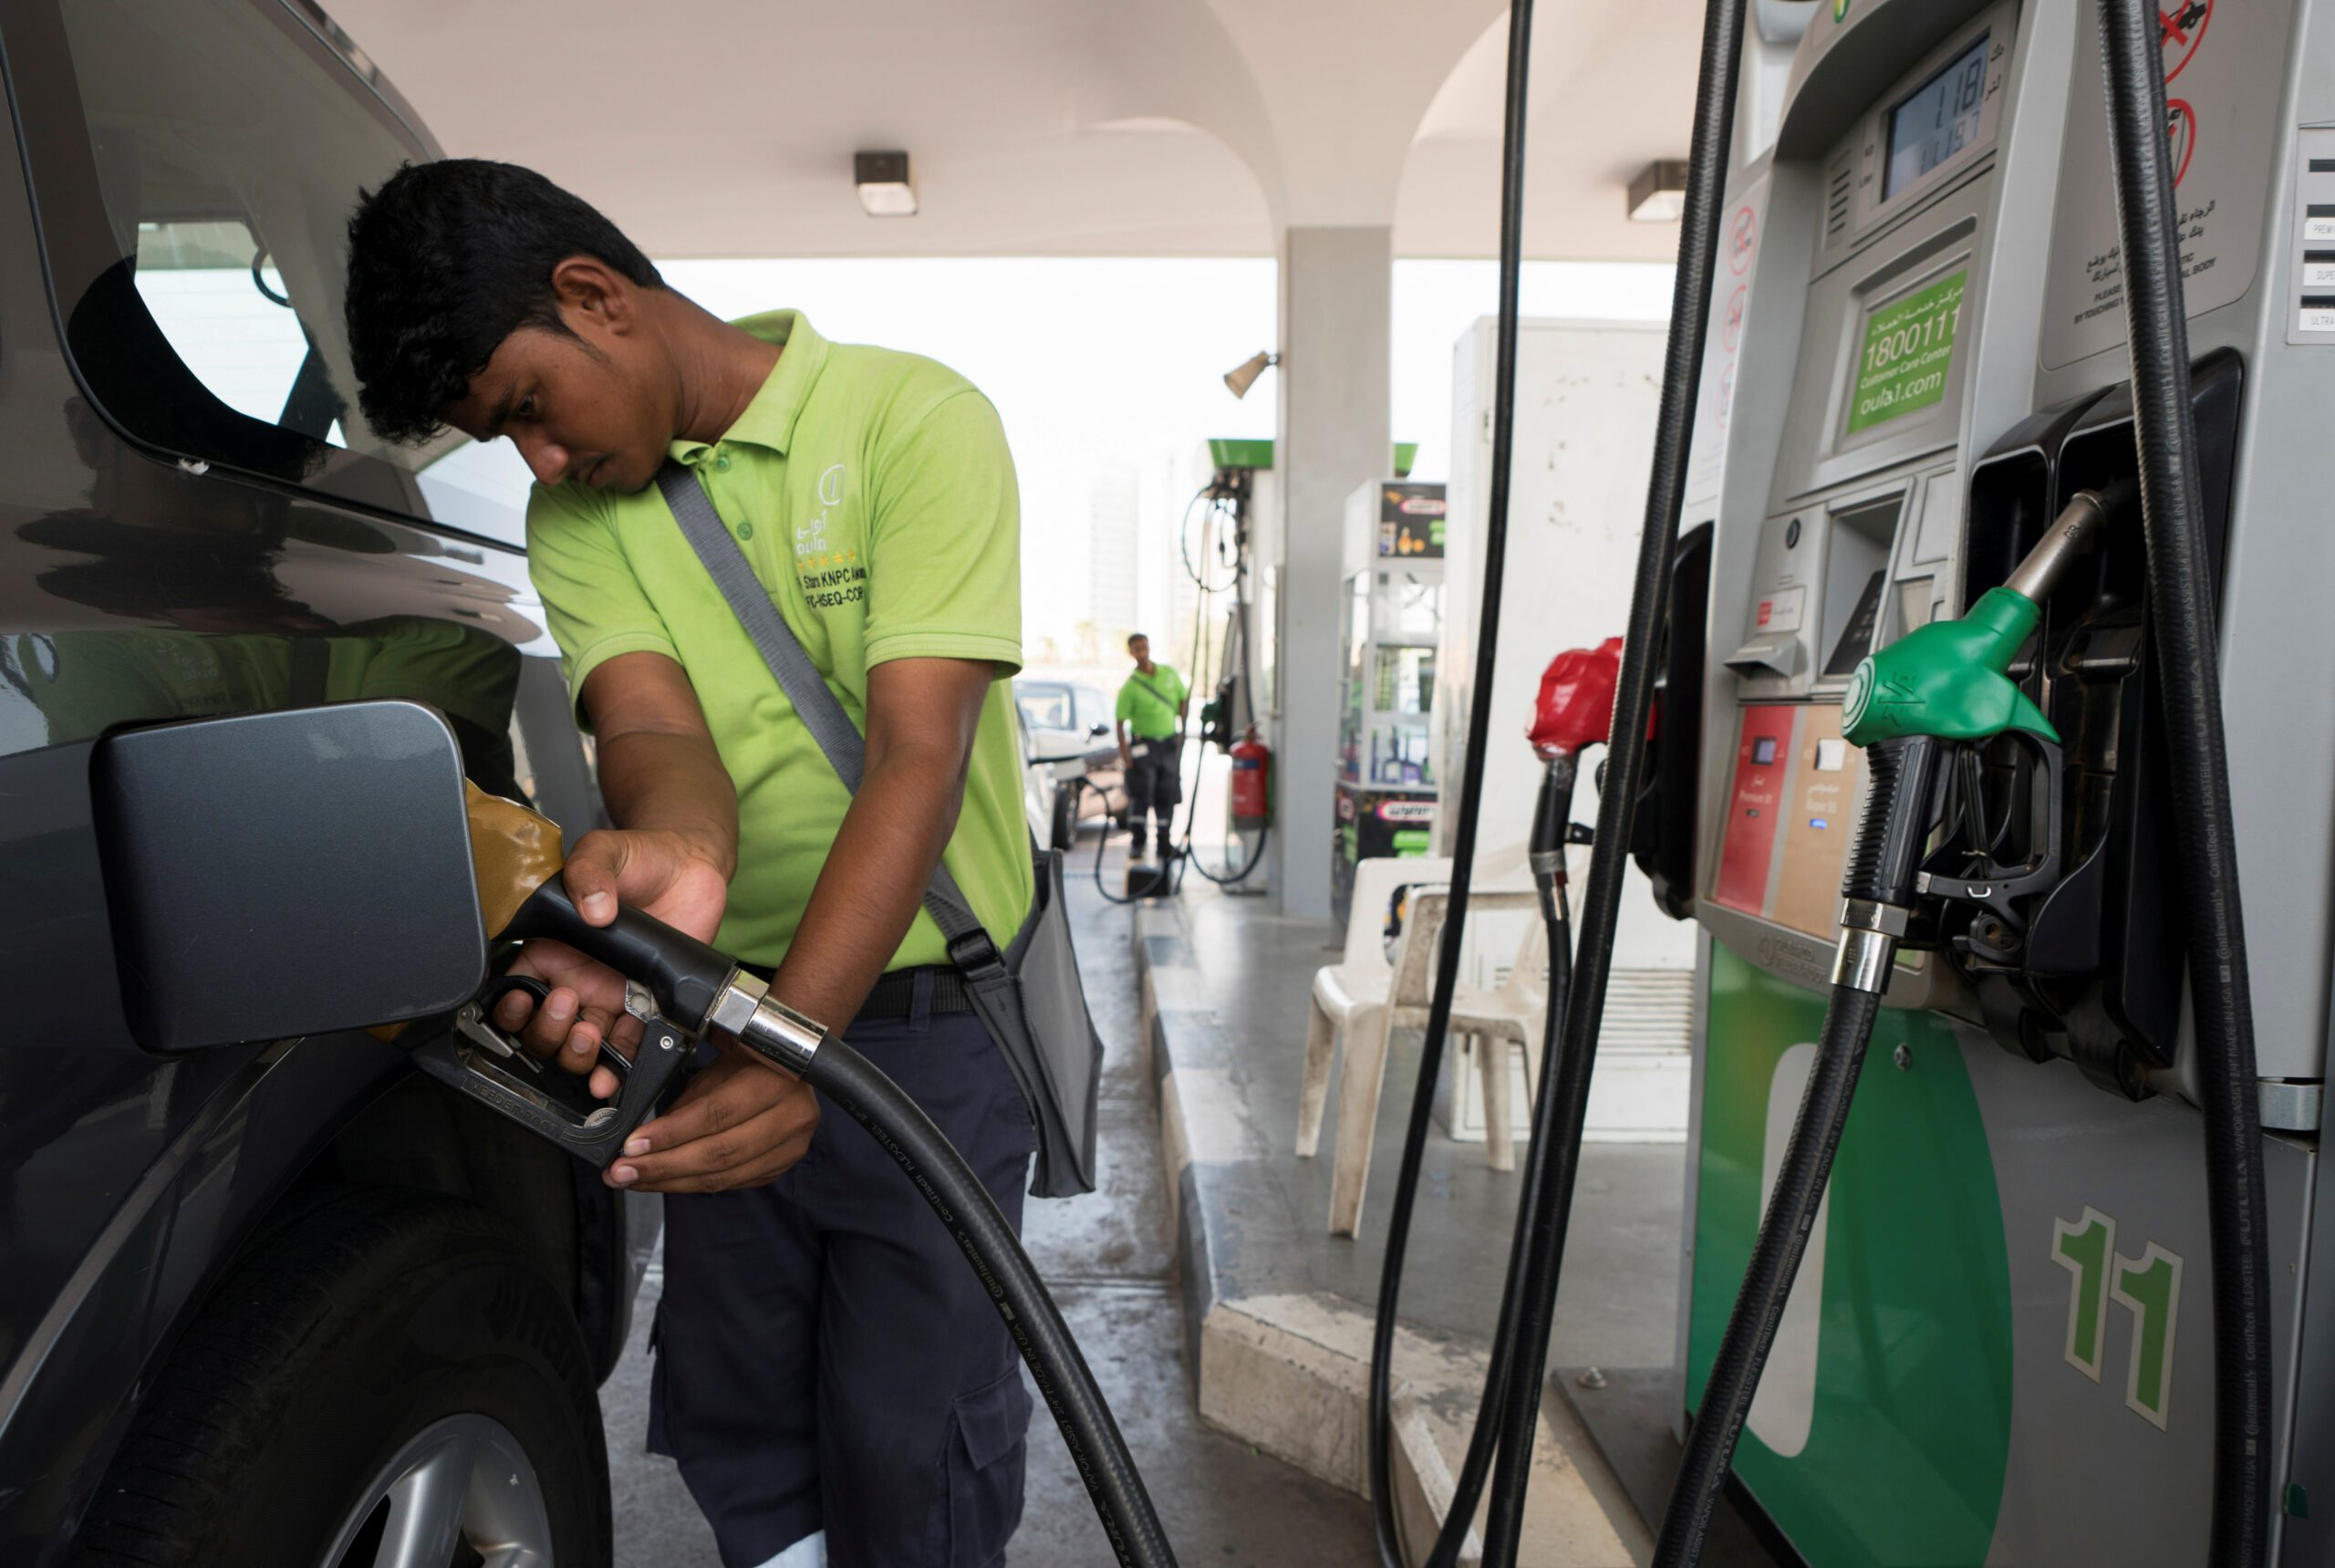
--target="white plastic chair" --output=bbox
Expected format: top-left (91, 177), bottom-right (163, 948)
top-left (1299, 854), bottom-right (1534, 1237)
top-left (1450, 913), bottom-right (1551, 1174)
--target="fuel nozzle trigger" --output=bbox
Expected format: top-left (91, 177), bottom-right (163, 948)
top-left (406, 971), bottom-right (692, 1169)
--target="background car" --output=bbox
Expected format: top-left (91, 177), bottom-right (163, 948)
top-left (1015, 672), bottom-right (1126, 848)
top-left (0, 4), bottom-right (645, 1563)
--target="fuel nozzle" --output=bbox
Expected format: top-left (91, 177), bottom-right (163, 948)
top-left (462, 784), bottom-right (826, 1077)
top-left (1527, 639), bottom-right (1623, 879)
top-left (1830, 480), bottom-right (2133, 992)
top-left (1843, 482), bottom-right (2132, 748)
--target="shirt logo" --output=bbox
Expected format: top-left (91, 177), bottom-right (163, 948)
top-left (796, 462), bottom-right (849, 562)
top-left (798, 460), bottom-right (866, 608)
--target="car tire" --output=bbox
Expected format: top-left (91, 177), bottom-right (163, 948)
top-left (68, 1186), bottom-right (611, 1568)
top-left (1051, 784), bottom-right (1077, 852)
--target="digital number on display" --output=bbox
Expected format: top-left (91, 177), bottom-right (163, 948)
top-left (1884, 36), bottom-right (1989, 201)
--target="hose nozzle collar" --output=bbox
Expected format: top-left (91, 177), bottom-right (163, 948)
top-left (710, 971), bottom-right (828, 1079)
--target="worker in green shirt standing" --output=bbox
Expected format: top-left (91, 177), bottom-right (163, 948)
top-left (1114, 632), bottom-right (1188, 861)
top-left (345, 161), bottom-right (1036, 1568)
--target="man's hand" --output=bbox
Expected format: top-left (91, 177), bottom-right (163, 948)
top-left (495, 650), bottom-right (740, 1096)
top-left (603, 1044), bottom-right (820, 1192)
top-left (494, 826), bottom-right (730, 1090)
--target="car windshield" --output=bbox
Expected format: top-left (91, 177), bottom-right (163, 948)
top-left (1017, 683), bottom-right (1074, 732)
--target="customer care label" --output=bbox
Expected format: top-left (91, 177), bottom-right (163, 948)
top-left (1847, 269), bottom-right (1967, 434)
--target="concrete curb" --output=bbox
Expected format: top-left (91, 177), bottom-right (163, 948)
top-left (1135, 900), bottom-right (1647, 1567)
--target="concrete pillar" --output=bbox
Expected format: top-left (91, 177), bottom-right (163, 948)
top-left (1271, 225), bottom-right (1391, 919)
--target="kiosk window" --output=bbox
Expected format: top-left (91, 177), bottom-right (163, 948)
top-left (1884, 36), bottom-right (1989, 200)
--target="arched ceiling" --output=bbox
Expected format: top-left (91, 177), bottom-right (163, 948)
top-left (319, 0), bottom-right (1702, 261)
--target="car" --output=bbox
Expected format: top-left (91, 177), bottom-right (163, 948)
top-left (0, 3), bottom-right (648, 1563)
top-left (1014, 674), bottom-right (1126, 848)
top-left (1014, 700), bottom-right (1066, 852)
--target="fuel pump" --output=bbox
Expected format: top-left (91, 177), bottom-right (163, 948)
top-left (1169, 463), bottom-right (1271, 891)
top-left (1522, 0), bottom-right (2320, 1563)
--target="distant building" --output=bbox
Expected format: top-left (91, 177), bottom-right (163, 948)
top-left (1087, 464), bottom-right (1140, 649)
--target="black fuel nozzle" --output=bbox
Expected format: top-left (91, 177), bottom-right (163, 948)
top-left (500, 873), bottom-right (737, 1035)
top-left (496, 877), bottom-right (827, 1081)
top-left (459, 785), bottom-right (826, 1085)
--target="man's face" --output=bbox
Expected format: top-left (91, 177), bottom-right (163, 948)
top-left (444, 319), bottom-right (671, 495)
top-left (1128, 638), bottom-right (1149, 665)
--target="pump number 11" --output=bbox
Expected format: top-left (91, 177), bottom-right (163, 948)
top-left (2050, 1206), bottom-right (2184, 1431)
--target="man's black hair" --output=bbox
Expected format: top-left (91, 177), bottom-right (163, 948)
top-left (345, 159), bottom-right (663, 444)
top-left (1127, 632), bottom-right (1148, 647)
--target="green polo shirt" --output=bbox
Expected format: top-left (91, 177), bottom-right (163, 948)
top-left (524, 310), bottom-right (1032, 971)
top-left (1116, 662), bottom-right (1187, 741)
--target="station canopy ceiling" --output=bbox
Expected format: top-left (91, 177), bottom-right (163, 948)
top-left (322, 0), bottom-right (1705, 262)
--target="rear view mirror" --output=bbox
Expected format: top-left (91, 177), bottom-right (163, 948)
top-left (92, 701), bottom-right (487, 1050)
top-left (1089, 722), bottom-right (1110, 738)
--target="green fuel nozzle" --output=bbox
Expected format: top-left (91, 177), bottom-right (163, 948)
top-left (1842, 482), bottom-right (2132, 747)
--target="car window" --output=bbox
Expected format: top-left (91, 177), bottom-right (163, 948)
top-left (1017, 683), bottom-right (1074, 732)
top-left (16, 0), bottom-right (534, 546)
top-left (1074, 686), bottom-right (1109, 732)
top-left (133, 221), bottom-right (338, 441)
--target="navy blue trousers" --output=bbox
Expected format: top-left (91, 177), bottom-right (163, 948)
top-left (1123, 745), bottom-right (1180, 850)
top-left (649, 991), bottom-right (1037, 1567)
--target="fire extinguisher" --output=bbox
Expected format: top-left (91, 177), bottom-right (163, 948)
top-left (1230, 728), bottom-right (1271, 827)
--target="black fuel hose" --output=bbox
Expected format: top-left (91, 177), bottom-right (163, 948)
top-left (1475, 1), bottom-right (1745, 1563)
top-left (1374, 757), bottom-right (1583, 1568)
top-left (1363, 0), bottom-right (1535, 1562)
top-left (1439, 758), bottom-right (1583, 1548)
top-left (1647, 733), bottom-right (1942, 1566)
top-left (2097, 1), bottom-right (2271, 1558)
top-left (804, 1035), bottom-right (1178, 1568)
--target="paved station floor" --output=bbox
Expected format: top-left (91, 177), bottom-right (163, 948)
top-left (1166, 877), bottom-right (1690, 1368)
top-left (598, 843), bottom-right (1373, 1567)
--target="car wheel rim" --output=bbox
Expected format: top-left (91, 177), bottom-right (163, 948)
top-left (317, 1412), bottom-right (554, 1568)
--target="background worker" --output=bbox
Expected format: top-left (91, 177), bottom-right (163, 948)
top-left (345, 159), bottom-right (1037, 1568)
top-left (1114, 631), bottom-right (1188, 861)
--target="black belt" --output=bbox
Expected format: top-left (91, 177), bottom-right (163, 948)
top-left (740, 962), bottom-right (975, 1023)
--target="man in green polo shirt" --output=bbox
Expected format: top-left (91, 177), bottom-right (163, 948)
top-left (1114, 632), bottom-right (1188, 859)
top-left (346, 161), bottom-right (1036, 1568)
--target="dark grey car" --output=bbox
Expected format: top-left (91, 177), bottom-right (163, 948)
top-left (0, 2), bottom-right (648, 1563)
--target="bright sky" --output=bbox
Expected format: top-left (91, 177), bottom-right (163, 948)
top-left (650, 257), bottom-right (1676, 650)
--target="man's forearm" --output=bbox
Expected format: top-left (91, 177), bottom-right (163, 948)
top-left (773, 744), bottom-right (967, 1029)
top-left (597, 729), bottom-right (740, 876)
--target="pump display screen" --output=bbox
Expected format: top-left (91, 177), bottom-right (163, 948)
top-left (1884, 36), bottom-right (1989, 200)
top-left (1847, 269), bottom-right (1967, 434)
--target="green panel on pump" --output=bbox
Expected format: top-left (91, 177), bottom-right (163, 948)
top-left (1691, 945), bottom-right (2012, 1564)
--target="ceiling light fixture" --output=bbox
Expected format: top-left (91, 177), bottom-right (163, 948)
top-left (1626, 160), bottom-right (1690, 223)
top-left (854, 151), bottom-right (918, 217)
top-left (1222, 351), bottom-right (1281, 400)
